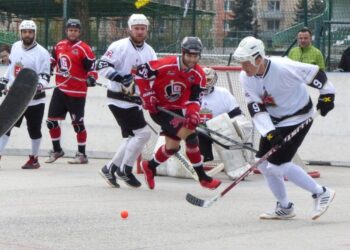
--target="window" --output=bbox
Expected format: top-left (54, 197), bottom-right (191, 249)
top-left (267, 1), bottom-right (280, 11)
top-left (267, 20), bottom-right (280, 31)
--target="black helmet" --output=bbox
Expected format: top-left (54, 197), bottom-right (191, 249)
top-left (181, 36), bottom-right (203, 54)
top-left (66, 19), bottom-right (81, 29)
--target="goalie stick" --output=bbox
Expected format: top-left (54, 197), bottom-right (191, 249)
top-left (185, 112), bottom-right (319, 208)
top-left (0, 68), bottom-right (38, 136)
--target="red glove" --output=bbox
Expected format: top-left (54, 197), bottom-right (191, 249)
top-left (141, 90), bottom-right (159, 114)
top-left (184, 110), bottom-right (200, 130)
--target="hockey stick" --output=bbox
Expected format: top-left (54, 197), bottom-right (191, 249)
top-left (157, 106), bottom-right (257, 153)
top-left (185, 112), bottom-right (319, 208)
top-left (42, 72), bottom-right (85, 90)
top-left (145, 120), bottom-right (200, 181)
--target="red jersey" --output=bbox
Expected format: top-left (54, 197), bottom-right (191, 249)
top-left (52, 39), bottom-right (97, 97)
top-left (135, 56), bottom-right (206, 111)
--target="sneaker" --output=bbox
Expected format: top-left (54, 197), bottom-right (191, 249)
top-left (68, 152), bottom-right (88, 164)
top-left (260, 202), bottom-right (296, 220)
top-left (199, 177), bottom-right (221, 190)
top-left (116, 166), bottom-right (141, 188)
top-left (141, 160), bottom-right (155, 190)
top-left (45, 150), bottom-right (65, 163)
top-left (312, 186), bottom-right (335, 220)
top-left (22, 155), bottom-right (40, 169)
top-left (99, 165), bottom-right (119, 188)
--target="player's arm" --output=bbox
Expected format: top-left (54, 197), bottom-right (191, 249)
top-left (37, 50), bottom-right (51, 89)
top-left (82, 46), bottom-right (98, 86)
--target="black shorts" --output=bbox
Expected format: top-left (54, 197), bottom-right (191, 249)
top-left (48, 88), bottom-right (85, 122)
top-left (108, 105), bottom-right (147, 138)
top-left (14, 103), bottom-right (45, 128)
top-left (256, 120), bottom-right (313, 165)
top-left (150, 109), bottom-right (184, 139)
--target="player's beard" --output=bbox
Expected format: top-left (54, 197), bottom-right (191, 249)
top-left (22, 36), bottom-right (35, 47)
top-left (130, 34), bottom-right (146, 47)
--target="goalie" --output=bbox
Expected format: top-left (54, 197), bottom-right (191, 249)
top-left (199, 67), bottom-right (253, 180)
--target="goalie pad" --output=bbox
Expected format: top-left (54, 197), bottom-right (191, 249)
top-left (206, 113), bottom-right (251, 179)
top-left (231, 114), bottom-right (253, 142)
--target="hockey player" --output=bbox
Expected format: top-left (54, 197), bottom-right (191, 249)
top-left (233, 36), bottom-right (335, 220)
top-left (199, 67), bottom-right (253, 180)
top-left (135, 36), bottom-right (221, 190)
top-left (46, 19), bottom-right (97, 164)
top-left (97, 14), bottom-right (156, 188)
top-left (0, 20), bottom-right (51, 169)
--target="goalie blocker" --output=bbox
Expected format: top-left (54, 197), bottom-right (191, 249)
top-left (205, 113), bottom-right (253, 180)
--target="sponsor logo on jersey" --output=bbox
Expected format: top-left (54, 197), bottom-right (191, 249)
top-left (72, 49), bottom-right (79, 55)
top-left (166, 70), bottom-right (175, 76)
top-left (105, 50), bottom-right (113, 58)
top-left (199, 108), bottom-right (213, 123)
top-left (14, 62), bottom-right (24, 77)
top-left (261, 90), bottom-right (276, 106)
top-left (188, 75), bottom-right (195, 83)
top-left (164, 80), bottom-right (186, 102)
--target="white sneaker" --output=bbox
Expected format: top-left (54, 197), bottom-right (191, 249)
top-left (312, 187), bottom-right (335, 220)
top-left (67, 152), bottom-right (88, 164)
top-left (260, 202), bottom-right (296, 220)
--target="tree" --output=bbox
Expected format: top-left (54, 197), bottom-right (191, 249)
top-left (230, 0), bottom-right (254, 33)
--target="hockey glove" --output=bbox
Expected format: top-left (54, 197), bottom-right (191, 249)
top-left (141, 90), bottom-right (159, 114)
top-left (184, 111), bottom-right (200, 130)
top-left (121, 74), bottom-right (134, 88)
top-left (316, 94), bottom-right (334, 117)
top-left (266, 129), bottom-right (284, 147)
top-left (86, 75), bottom-right (97, 87)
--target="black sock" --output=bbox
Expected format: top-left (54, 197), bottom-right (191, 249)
top-left (78, 145), bottom-right (86, 155)
top-left (109, 163), bottom-right (118, 174)
top-left (124, 165), bottom-right (133, 175)
top-left (53, 141), bottom-right (62, 152)
top-left (194, 166), bottom-right (211, 181)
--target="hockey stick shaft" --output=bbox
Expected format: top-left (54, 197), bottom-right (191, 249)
top-left (157, 106), bottom-right (257, 153)
top-left (186, 112), bottom-right (318, 207)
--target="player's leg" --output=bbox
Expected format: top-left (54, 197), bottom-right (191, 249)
top-left (66, 96), bottom-right (88, 164)
top-left (46, 89), bottom-right (66, 163)
top-left (22, 103), bottom-right (45, 169)
top-left (177, 128), bottom-right (221, 189)
top-left (140, 109), bottom-right (184, 189)
top-left (198, 133), bottom-right (214, 162)
top-left (113, 106), bottom-right (151, 188)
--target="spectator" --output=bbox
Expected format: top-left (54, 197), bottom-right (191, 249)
top-left (288, 27), bottom-right (325, 71)
top-left (337, 46), bottom-right (350, 72)
top-left (0, 44), bottom-right (11, 65)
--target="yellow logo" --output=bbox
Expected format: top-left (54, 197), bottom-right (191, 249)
top-left (135, 0), bottom-right (150, 9)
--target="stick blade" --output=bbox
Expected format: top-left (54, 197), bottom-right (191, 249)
top-left (186, 193), bottom-right (206, 207)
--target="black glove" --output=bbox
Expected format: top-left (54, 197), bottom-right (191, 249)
top-left (316, 94), bottom-right (334, 117)
top-left (121, 74), bottom-right (134, 87)
top-left (266, 129), bottom-right (284, 147)
top-left (86, 75), bottom-right (96, 87)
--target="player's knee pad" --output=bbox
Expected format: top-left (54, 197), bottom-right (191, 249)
top-left (133, 125), bottom-right (152, 144)
top-left (185, 133), bottom-right (199, 147)
top-left (73, 123), bottom-right (85, 133)
top-left (46, 120), bottom-right (59, 130)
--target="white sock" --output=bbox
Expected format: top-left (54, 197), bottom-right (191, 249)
top-left (120, 126), bottom-right (151, 171)
top-left (31, 138), bottom-right (41, 156)
top-left (108, 138), bottom-right (129, 169)
top-left (282, 162), bottom-right (323, 195)
top-left (259, 160), bottom-right (290, 208)
top-left (0, 134), bottom-right (10, 155)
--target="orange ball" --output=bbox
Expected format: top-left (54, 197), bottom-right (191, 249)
top-left (120, 210), bottom-right (128, 219)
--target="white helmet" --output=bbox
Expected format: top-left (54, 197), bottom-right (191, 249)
top-left (19, 20), bottom-right (37, 32)
top-left (128, 14), bottom-right (149, 30)
top-left (233, 36), bottom-right (265, 66)
top-left (202, 67), bottom-right (218, 95)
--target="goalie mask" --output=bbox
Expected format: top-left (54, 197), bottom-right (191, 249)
top-left (202, 67), bottom-right (218, 95)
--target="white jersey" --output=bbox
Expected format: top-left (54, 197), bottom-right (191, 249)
top-left (4, 41), bottom-right (50, 106)
top-left (98, 37), bottom-right (157, 109)
top-left (199, 86), bottom-right (240, 122)
top-left (240, 57), bottom-right (335, 136)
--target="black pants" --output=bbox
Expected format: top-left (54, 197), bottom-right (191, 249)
top-left (256, 120), bottom-right (313, 165)
top-left (7, 103), bottom-right (45, 139)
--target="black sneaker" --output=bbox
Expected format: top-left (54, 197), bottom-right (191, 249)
top-left (99, 165), bottom-right (120, 188)
top-left (116, 165), bottom-right (141, 188)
